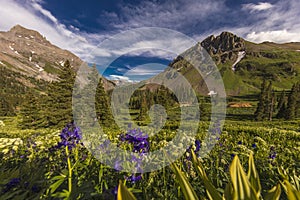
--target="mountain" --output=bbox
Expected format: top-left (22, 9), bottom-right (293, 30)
top-left (0, 25), bottom-right (115, 116)
top-left (0, 25), bottom-right (114, 89)
top-left (165, 32), bottom-right (300, 96)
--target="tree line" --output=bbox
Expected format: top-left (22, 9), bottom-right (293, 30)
top-left (255, 80), bottom-right (300, 121)
top-left (19, 61), bottom-right (113, 129)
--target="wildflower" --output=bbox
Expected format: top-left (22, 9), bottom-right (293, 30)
top-left (2, 178), bottom-right (21, 193)
top-left (57, 122), bottom-right (82, 150)
top-left (126, 174), bottom-right (142, 183)
top-left (252, 143), bottom-right (257, 148)
top-left (195, 139), bottom-right (201, 152)
top-left (119, 128), bottom-right (150, 154)
top-left (269, 152), bottom-right (277, 160)
top-left (269, 146), bottom-right (277, 160)
top-left (31, 185), bottom-right (40, 193)
top-left (238, 141), bottom-right (242, 145)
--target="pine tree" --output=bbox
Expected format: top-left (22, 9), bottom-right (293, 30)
top-left (43, 60), bottom-right (75, 128)
top-left (285, 82), bottom-right (300, 120)
top-left (19, 91), bottom-right (42, 129)
top-left (137, 93), bottom-right (148, 122)
top-left (255, 79), bottom-right (267, 121)
top-left (95, 77), bottom-right (114, 127)
top-left (276, 90), bottom-right (286, 119)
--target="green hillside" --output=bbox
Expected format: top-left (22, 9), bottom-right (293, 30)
top-left (169, 32), bottom-right (300, 96)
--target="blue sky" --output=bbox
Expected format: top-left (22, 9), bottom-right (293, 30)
top-left (0, 0), bottom-right (299, 81)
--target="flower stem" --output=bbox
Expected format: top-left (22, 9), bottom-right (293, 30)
top-left (66, 146), bottom-right (72, 198)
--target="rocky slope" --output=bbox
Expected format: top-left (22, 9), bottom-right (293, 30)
top-left (165, 32), bottom-right (300, 95)
top-left (0, 25), bottom-right (114, 90)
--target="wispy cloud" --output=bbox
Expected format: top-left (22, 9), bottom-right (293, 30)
top-left (242, 0), bottom-right (300, 43)
top-left (125, 64), bottom-right (165, 76)
top-left (0, 0), bottom-right (95, 61)
top-left (242, 2), bottom-right (273, 13)
top-left (99, 0), bottom-right (226, 33)
top-left (109, 75), bottom-right (133, 82)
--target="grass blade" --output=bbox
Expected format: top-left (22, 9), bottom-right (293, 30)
top-left (117, 181), bottom-right (137, 200)
top-left (191, 151), bottom-right (222, 200)
top-left (171, 163), bottom-right (199, 200)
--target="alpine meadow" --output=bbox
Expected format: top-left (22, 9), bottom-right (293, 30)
top-left (0, 1), bottom-right (300, 200)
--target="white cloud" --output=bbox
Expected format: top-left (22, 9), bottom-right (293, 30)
top-left (109, 75), bottom-right (133, 82)
top-left (125, 64), bottom-right (165, 76)
top-left (0, 0), bottom-right (95, 61)
top-left (246, 30), bottom-right (300, 43)
top-left (242, 2), bottom-right (273, 12)
top-left (100, 0), bottom-right (225, 32)
top-left (241, 0), bottom-right (300, 43)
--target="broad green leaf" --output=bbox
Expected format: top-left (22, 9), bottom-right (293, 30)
top-left (282, 180), bottom-right (300, 200)
top-left (247, 152), bottom-right (261, 197)
top-left (223, 182), bottom-right (234, 200)
top-left (191, 151), bottom-right (222, 200)
top-left (264, 184), bottom-right (281, 200)
top-left (49, 176), bottom-right (66, 194)
top-left (171, 163), bottom-right (199, 200)
top-left (230, 155), bottom-right (258, 200)
top-left (117, 181), bottom-right (137, 200)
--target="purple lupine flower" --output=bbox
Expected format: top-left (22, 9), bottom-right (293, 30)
top-left (195, 139), bottom-right (201, 152)
top-left (31, 185), bottom-right (40, 193)
top-left (2, 178), bottom-right (21, 193)
top-left (119, 127), bottom-right (150, 153)
top-left (126, 174), bottom-right (142, 183)
top-left (252, 143), bottom-right (257, 148)
top-left (238, 141), bottom-right (242, 145)
top-left (57, 122), bottom-right (82, 150)
top-left (269, 146), bottom-right (277, 160)
top-left (114, 159), bottom-right (123, 171)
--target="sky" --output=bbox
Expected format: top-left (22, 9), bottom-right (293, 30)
top-left (1, 0), bottom-right (300, 81)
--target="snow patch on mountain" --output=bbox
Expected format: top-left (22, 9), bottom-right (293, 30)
top-left (0, 61), bottom-right (6, 66)
top-left (232, 51), bottom-right (246, 71)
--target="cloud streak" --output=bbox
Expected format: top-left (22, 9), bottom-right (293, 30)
top-left (242, 2), bottom-right (273, 13)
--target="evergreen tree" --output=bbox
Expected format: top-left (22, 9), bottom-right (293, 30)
top-left (95, 77), bottom-right (114, 127)
top-left (137, 93), bottom-right (148, 122)
top-left (255, 79), bottom-right (267, 121)
top-left (19, 91), bottom-right (42, 129)
top-left (276, 90), bottom-right (286, 119)
top-left (285, 82), bottom-right (300, 120)
top-left (43, 60), bottom-right (75, 128)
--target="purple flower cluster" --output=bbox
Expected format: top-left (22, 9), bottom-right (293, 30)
top-left (269, 146), bottom-right (277, 160)
top-left (119, 127), bottom-right (149, 154)
top-left (2, 178), bottom-right (20, 193)
top-left (2, 178), bottom-right (40, 194)
top-left (187, 139), bottom-right (201, 153)
top-left (186, 139), bottom-right (201, 160)
top-left (117, 126), bottom-right (150, 183)
top-left (126, 174), bottom-right (142, 183)
top-left (57, 122), bottom-right (82, 150)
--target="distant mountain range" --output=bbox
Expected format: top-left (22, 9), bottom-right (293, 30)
top-left (0, 25), bottom-right (114, 90)
top-left (166, 32), bottom-right (300, 95)
top-left (1, 25), bottom-right (300, 98)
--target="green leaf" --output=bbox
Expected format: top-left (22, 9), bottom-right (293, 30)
top-left (49, 176), bottom-right (66, 194)
top-left (247, 152), bottom-right (261, 196)
top-left (223, 182), bottom-right (234, 200)
top-left (282, 180), bottom-right (300, 200)
top-left (230, 155), bottom-right (258, 200)
top-left (264, 184), bottom-right (281, 200)
top-left (171, 162), bottom-right (199, 200)
top-left (117, 181), bottom-right (137, 200)
top-left (191, 151), bottom-right (222, 200)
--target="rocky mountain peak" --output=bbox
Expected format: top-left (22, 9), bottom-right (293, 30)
top-left (6, 24), bottom-right (50, 45)
top-left (200, 31), bottom-right (246, 64)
